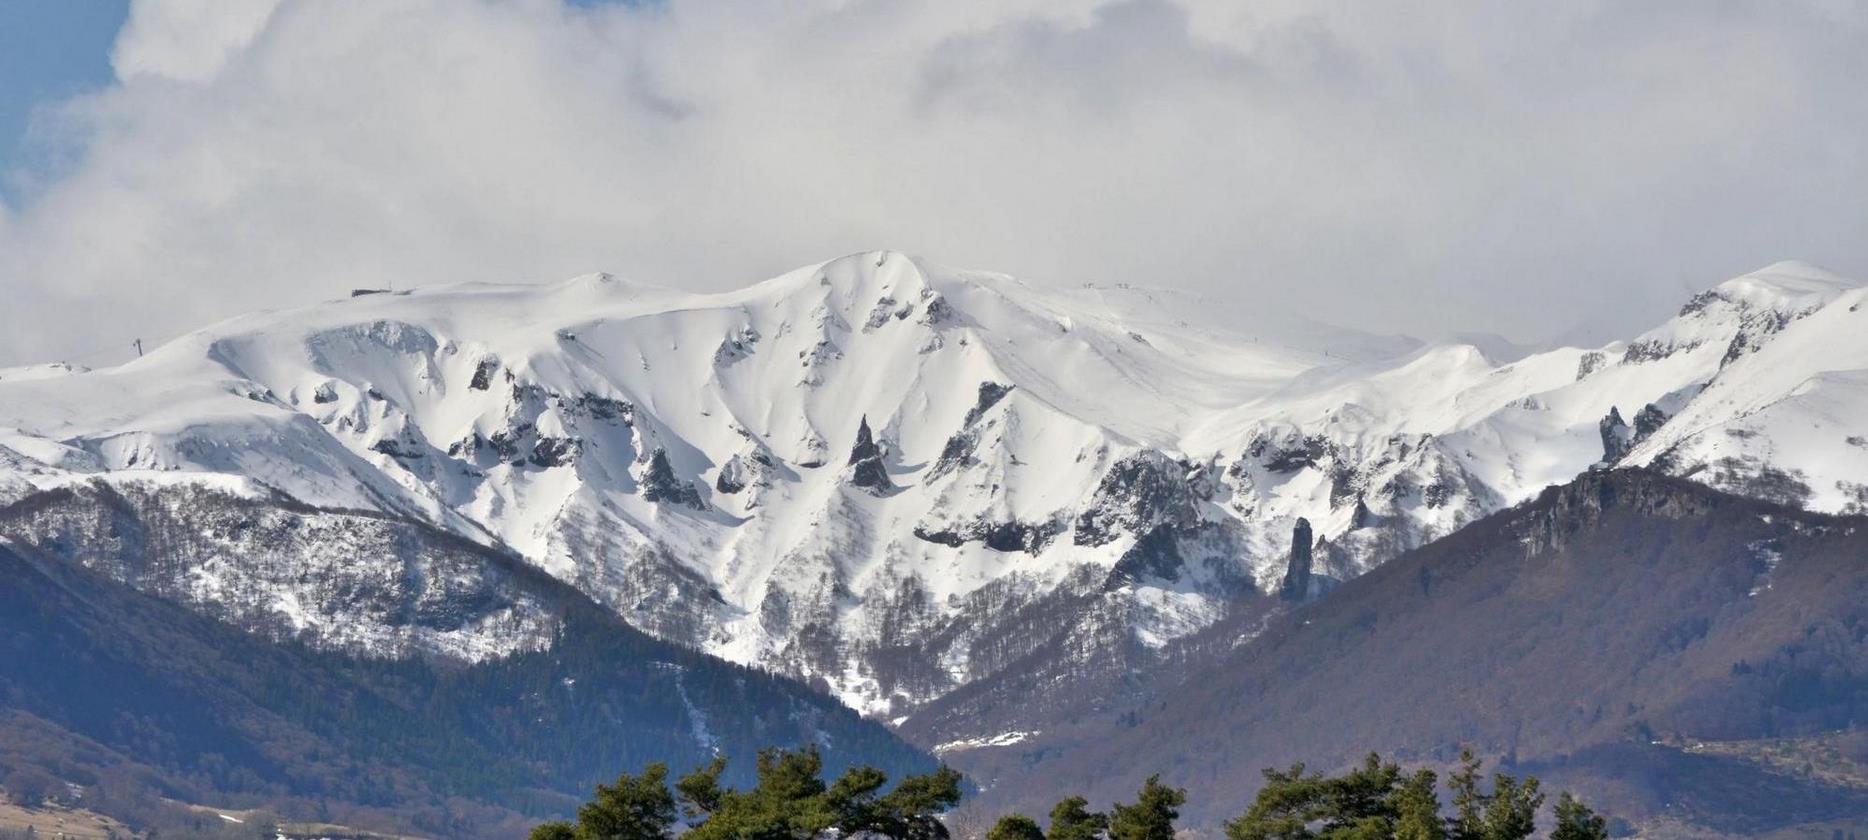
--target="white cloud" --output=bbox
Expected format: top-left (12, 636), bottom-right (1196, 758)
top-left (2, 0), bottom-right (1865, 365)
top-left (112, 0), bottom-right (282, 82)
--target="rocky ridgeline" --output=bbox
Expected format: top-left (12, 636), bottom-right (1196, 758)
top-left (0, 254), bottom-right (1859, 734)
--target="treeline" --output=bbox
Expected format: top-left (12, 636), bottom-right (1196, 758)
top-left (527, 746), bottom-right (961, 840)
top-left (534, 749), bottom-right (1612, 840)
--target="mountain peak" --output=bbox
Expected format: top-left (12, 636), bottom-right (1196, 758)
top-left (1704, 260), bottom-right (1859, 313)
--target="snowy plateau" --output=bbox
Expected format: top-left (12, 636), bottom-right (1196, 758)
top-left (2, 251), bottom-right (1864, 731)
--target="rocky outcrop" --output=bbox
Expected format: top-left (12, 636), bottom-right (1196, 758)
top-left (847, 417), bottom-right (893, 492)
top-left (529, 435), bottom-right (580, 467)
top-left (469, 356), bottom-right (499, 390)
top-left (1249, 428), bottom-right (1331, 473)
top-left (641, 448), bottom-right (706, 509)
top-left (913, 518), bottom-right (1065, 554)
top-left (1279, 517), bottom-right (1314, 602)
top-left (1574, 350), bottom-right (1607, 381)
top-left (1720, 308), bottom-right (1796, 367)
top-left (964, 382), bottom-right (1013, 426)
top-left (1633, 403), bottom-right (1669, 440)
top-left (1600, 407), bottom-right (1635, 463)
top-left (1074, 452), bottom-right (1200, 548)
top-left (1600, 403), bottom-right (1671, 465)
top-left (930, 384), bottom-right (1014, 480)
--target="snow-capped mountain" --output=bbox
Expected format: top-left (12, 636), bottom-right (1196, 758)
top-left (1, 252), bottom-right (1861, 722)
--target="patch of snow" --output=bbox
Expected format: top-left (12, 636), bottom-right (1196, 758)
top-left (932, 730), bottom-right (1039, 755)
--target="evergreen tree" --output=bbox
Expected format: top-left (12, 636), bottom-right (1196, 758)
top-left (1224, 763), bottom-right (1330, 840)
top-left (1221, 752), bottom-right (1592, 840)
top-left (683, 747), bottom-right (834, 840)
top-left (1549, 793), bottom-right (1608, 840)
top-left (576, 762), bottom-right (678, 840)
top-left (1446, 749), bottom-right (1542, 840)
top-left (1478, 775), bottom-right (1541, 840)
top-left (1391, 771), bottom-right (1443, 840)
top-left (670, 747), bottom-right (960, 840)
top-left (989, 814), bottom-right (1048, 840)
top-left (870, 765), bottom-right (964, 840)
top-left (1447, 751), bottom-right (1486, 840)
top-left (678, 757), bottom-right (730, 820)
top-left (528, 822), bottom-right (577, 840)
top-left (1109, 775), bottom-right (1186, 840)
top-left (1226, 755), bottom-right (1422, 840)
top-left (1048, 795), bottom-right (1109, 840)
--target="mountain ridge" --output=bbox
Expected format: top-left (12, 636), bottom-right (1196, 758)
top-left (947, 468), bottom-right (1868, 834)
top-left (0, 251), bottom-right (1862, 725)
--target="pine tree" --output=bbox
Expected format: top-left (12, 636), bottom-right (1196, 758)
top-left (1479, 775), bottom-right (1542, 840)
top-left (1549, 793), bottom-right (1608, 840)
top-left (575, 762), bottom-right (677, 840)
top-left (989, 814), bottom-right (1048, 840)
top-left (1391, 771), bottom-right (1444, 840)
top-left (1048, 795), bottom-right (1109, 840)
top-left (870, 765), bottom-right (964, 840)
top-left (1447, 750), bottom-right (1486, 840)
top-left (664, 747), bottom-right (960, 840)
top-left (1224, 763), bottom-right (1329, 840)
top-left (527, 822), bottom-right (576, 840)
top-left (1445, 749), bottom-right (1543, 840)
top-left (677, 757), bottom-right (729, 820)
top-left (1109, 775), bottom-right (1187, 840)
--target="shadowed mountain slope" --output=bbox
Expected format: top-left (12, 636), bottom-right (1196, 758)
top-left (0, 495), bottom-right (934, 839)
top-left (960, 470), bottom-right (1868, 834)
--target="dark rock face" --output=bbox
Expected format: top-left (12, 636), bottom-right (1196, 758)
top-left (1328, 463), bottom-right (1362, 509)
top-left (920, 294), bottom-right (954, 326)
top-left (1575, 350), bottom-right (1608, 380)
top-left (714, 451), bottom-right (774, 497)
top-left (1279, 517), bottom-right (1314, 602)
top-left (370, 438), bottom-right (424, 460)
top-left (438, 384), bottom-right (632, 473)
top-left (1107, 525), bottom-right (1185, 587)
top-left (1721, 309), bottom-right (1795, 368)
top-left (1249, 430), bottom-right (1330, 473)
top-left (713, 325), bottom-right (761, 366)
top-left (1349, 498), bottom-right (1376, 530)
top-left (469, 357), bottom-right (498, 391)
top-left (1633, 403), bottom-right (1669, 439)
top-left (488, 424), bottom-right (534, 464)
top-left (931, 383), bottom-right (1014, 479)
top-left (641, 448), bottom-right (706, 509)
top-left (1678, 289), bottom-right (1729, 316)
top-left (847, 417), bottom-right (893, 492)
top-left (1622, 339), bottom-right (1690, 364)
top-left (964, 382), bottom-right (1014, 426)
top-left (1601, 404), bottom-right (1671, 465)
top-left (568, 393), bottom-right (633, 423)
top-left (1074, 452), bottom-right (1200, 548)
top-left (913, 518), bottom-right (1065, 554)
top-left (1600, 407), bottom-right (1634, 463)
top-left (529, 436), bottom-right (581, 468)
top-left (930, 431), bottom-right (976, 478)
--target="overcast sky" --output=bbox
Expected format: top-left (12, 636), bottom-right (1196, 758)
top-left (1, 0), bottom-right (1864, 367)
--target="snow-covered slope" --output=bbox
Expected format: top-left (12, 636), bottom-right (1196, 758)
top-left (0, 253), bottom-right (1861, 721)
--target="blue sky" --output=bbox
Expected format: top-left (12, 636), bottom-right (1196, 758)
top-left (0, 1), bottom-right (128, 200)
